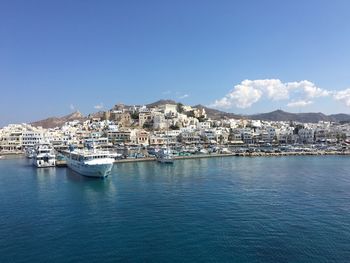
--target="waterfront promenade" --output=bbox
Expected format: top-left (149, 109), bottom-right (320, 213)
top-left (52, 150), bottom-right (350, 166)
top-left (2, 148), bottom-right (350, 166)
top-left (114, 150), bottom-right (350, 163)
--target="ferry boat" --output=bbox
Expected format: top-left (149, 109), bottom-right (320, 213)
top-left (66, 147), bottom-right (114, 178)
top-left (33, 143), bottom-right (56, 168)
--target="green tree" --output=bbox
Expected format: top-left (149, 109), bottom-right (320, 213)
top-left (169, 123), bottom-right (180, 130)
top-left (131, 112), bottom-right (139, 120)
top-left (293, 124), bottom-right (304, 135)
top-left (197, 116), bottom-right (206, 122)
top-left (176, 103), bottom-right (184, 113)
top-left (143, 121), bottom-right (153, 129)
top-left (186, 111), bottom-right (195, 118)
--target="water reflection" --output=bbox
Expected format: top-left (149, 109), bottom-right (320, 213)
top-left (35, 167), bottom-right (56, 177)
top-left (34, 167), bottom-right (57, 187)
top-left (114, 158), bottom-right (215, 189)
top-left (65, 168), bottom-right (118, 205)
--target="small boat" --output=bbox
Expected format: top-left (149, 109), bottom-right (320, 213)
top-left (157, 152), bottom-right (174, 164)
top-left (199, 148), bottom-right (209, 154)
top-left (33, 143), bottom-right (56, 168)
top-left (157, 124), bottom-right (174, 164)
top-left (147, 146), bottom-right (160, 156)
top-left (220, 147), bottom-right (232, 154)
top-left (25, 147), bottom-right (35, 158)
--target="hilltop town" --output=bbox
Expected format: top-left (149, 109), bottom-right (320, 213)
top-left (1, 100), bottom-right (350, 156)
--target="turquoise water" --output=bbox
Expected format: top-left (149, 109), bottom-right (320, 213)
top-left (0, 156), bottom-right (350, 262)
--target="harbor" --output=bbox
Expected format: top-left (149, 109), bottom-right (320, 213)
top-left (1, 155), bottom-right (350, 262)
top-left (43, 147), bottom-right (350, 168)
top-left (2, 100), bottom-right (350, 173)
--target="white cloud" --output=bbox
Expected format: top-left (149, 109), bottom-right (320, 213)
top-left (243, 79), bottom-right (289, 100)
top-left (178, 94), bottom-right (189, 99)
top-left (287, 100), bottom-right (313, 108)
top-left (286, 80), bottom-right (329, 98)
top-left (70, 104), bottom-right (75, 111)
top-left (211, 79), bottom-right (330, 109)
top-left (334, 89), bottom-right (350, 107)
top-left (94, 103), bottom-right (104, 110)
top-left (211, 84), bottom-right (263, 109)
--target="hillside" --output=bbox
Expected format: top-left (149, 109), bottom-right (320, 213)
top-left (249, 110), bottom-right (350, 123)
top-left (31, 111), bottom-right (86, 128)
top-left (329, 113), bottom-right (350, 123)
top-left (193, 104), bottom-right (242, 120)
top-left (29, 100), bottom-right (350, 128)
top-left (146, 99), bottom-right (177, 108)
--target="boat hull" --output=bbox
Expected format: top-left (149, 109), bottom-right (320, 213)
top-left (157, 156), bottom-right (174, 164)
top-left (67, 159), bottom-right (114, 178)
top-left (158, 160), bottom-right (174, 164)
top-left (32, 143), bottom-right (56, 168)
top-left (33, 158), bottom-right (56, 168)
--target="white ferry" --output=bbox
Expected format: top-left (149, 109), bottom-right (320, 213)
top-left (66, 148), bottom-right (114, 178)
top-left (33, 143), bottom-right (56, 168)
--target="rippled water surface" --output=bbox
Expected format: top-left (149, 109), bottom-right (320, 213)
top-left (1, 156), bottom-right (350, 262)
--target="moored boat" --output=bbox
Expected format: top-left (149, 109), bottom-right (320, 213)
top-left (25, 147), bottom-right (35, 158)
top-left (157, 153), bottom-right (174, 164)
top-left (65, 147), bottom-right (114, 178)
top-left (33, 143), bottom-right (56, 168)
top-left (157, 123), bottom-right (174, 164)
top-left (157, 148), bottom-right (174, 164)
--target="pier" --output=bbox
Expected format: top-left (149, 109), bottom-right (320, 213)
top-left (113, 150), bottom-right (350, 164)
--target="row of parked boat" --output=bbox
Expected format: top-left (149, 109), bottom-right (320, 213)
top-left (26, 143), bottom-right (56, 168)
top-left (26, 143), bottom-right (116, 178)
top-left (26, 142), bottom-right (175, 178)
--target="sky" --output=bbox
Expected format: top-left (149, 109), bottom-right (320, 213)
top-left (1, 0), bottom-right (350, 126)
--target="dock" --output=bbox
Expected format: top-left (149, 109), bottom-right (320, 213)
top-left (114, 150), bottom-right (350, 163)
top-left (56, 160), bottom-right (67, 167)
top-left (20, 150), bottom-right (350, 167)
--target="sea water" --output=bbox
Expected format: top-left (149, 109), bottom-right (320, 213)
top-left (0, 156), bottom-right (350, 262)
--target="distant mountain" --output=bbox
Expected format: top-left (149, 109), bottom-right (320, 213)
top-left (194, 104), bottom-right (242, 120)
top-left (88, 111), bottom-right (105, 119)
top-left (29, 100), bottom-right (350, 128)
top-left (249, 110), bottom-right (350, 123)
top-left (146, 99), bottom-right (177, 107)
top-left (329, 113), bottom-right (350, 123)
top-left (31, 111), bottom-right (86, 128)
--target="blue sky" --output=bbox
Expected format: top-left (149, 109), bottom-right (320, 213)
top-left (1, 0), bottom-right (350, 126)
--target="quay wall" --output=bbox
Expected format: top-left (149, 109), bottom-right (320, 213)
top-left (113, 151), bottom-right (350, 163)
